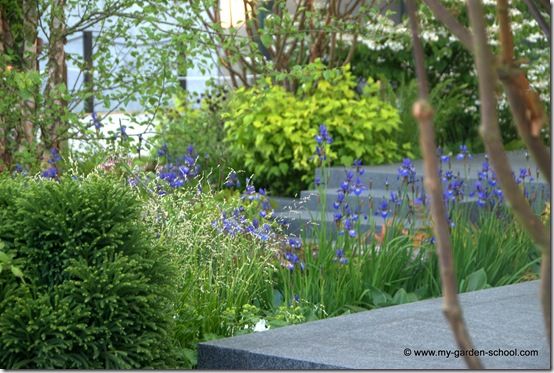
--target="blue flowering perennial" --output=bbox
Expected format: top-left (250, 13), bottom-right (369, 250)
top-left (334, 249), bottom-right (349, 265)
top-left (346, 221), bottom-right (356, 238)
top-left (397, 158), bottom-right (416, 184)
top-left (315, 124), bottom-right (333, 145)
top-left (444, 179), bottom-right (464, 203)
top-left (314, 124), bottom-right (333, 163)
top-left (288, 237), bottom-right (302, 249)
top-left (456, 144), bottom-right (472, 161)
top-left (48, 147), bottom-right (62, 164)
top-left (157, 143), bottom-right (169, 158)
top-left (91, 111), bottom-right (102, 130)
top-left (375, 198), bottom-right (390, 219)
top-left (284, 252), bottom-right (304, 271)
top-left (467, 161), bottom-right (504, 208)
top-left (212, 179), bottom-right (308, 272)
top-left (318, 143), bottom-right (545, 244)
top-left (156, 146), bottom-right (201, 192)
top-left (330, 159), bottom-right (370, 236)
top-left (41, 167), bottom-right (58, 179)
top-left (41, 147), bottom-right (62, 179)
top-left (14, 164), bottom-right (28, 176)
top-left (223, 171), bottom-right (241, 188)
top-left (516, 167), bottom-right (534, 184)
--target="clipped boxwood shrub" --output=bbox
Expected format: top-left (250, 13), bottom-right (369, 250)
top-left (0, 176), bottom-right (179, 368)
top-left (224, 61), bottom-right (412, 196)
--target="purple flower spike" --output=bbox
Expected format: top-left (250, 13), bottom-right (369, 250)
top-left (41, 167), bottom-right (58, 179)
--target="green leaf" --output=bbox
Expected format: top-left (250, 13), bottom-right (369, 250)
top-left (278, 163), bottom-right (289, 174)
top-left (392, 288), bottom-right (408, 304)
top-left (272, 290), bottom-right (284, 308)
top-left (340, 155), bottom-right (354, 166)
top-left (10, 266), bottom-right (23, 278)
top-left (182, 348), bottom-right (197, 367)
top-left (203, 333), bottom-right (222, 341)
top-left (268, 319), bottom-right (289, 328)
top-left (392, 288), bottom-right (418, 305)
top-left (465, 268), bottom-right (488, 292)
top-left (0, 251), bottom-right (10, 263)
top-left (370, 288), bottom-right (392, 307)
top-left (260, 33), bottom-right (272, 47)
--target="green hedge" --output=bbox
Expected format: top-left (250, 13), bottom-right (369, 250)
top-left (0, 176), bottom-right (179, 368)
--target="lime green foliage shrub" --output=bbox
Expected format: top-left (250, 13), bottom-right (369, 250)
top-left (0, 176), bottom-right (179, 368)
top-left (224, 61), bottom-right (412, 196)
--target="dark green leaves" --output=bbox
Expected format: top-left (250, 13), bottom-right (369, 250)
top-left (0, 176), bottom-right (179, 368)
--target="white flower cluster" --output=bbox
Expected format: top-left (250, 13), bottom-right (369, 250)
top-left (359, 1), bottom-right (550, 107)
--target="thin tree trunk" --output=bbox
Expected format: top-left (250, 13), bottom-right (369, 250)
top-left (406, 0), bottom-right (482, 368)
top-left (467, 0), bottom-right (551, 342)
top-left (43, 0), bottom-right (67, 166)
top-left (21, 0), bottom-right (39, 153)
top-left (0, 6), bottom-right (13, 172)
top-left (0, 6), bottom-right (13, 54)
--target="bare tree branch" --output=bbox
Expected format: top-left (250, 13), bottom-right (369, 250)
top-left (421, 0), bottom-right (473, 52)
top-left (496, 0), bottom-right (551, 185)
top-left (420, 0), bottom-right (551, 186)
top-left (406, 1), bottom-right (482, 368)
top-left (522, 0), bottom-right (550, 41)
top-left (467, 0), bottom-right (551, 342)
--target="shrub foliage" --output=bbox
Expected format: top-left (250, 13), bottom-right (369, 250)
top-left (0, 176), bottom-right (178, 368)
top-left (224, 61), bottom-right (411, 196)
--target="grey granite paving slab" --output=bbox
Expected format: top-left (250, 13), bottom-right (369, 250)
top-left (198, 280), bottom-right (550, 369)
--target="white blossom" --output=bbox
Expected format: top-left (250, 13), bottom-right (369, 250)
top-left (253, 319), bottom-right (270, 332)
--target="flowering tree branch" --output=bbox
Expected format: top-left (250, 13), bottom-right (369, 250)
top-left (466, 0), bottom-right (551, 341)
top-left (406, 0), bottom-right (482, 368)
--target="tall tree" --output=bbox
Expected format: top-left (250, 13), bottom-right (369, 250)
top-left (20, 0), bottom-right (38, 152)
top-left (42, 0), bottom-right (67, 165)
